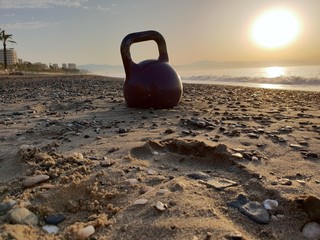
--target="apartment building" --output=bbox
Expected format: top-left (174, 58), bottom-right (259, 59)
top-left (0, 48), bottom-right (18, 65)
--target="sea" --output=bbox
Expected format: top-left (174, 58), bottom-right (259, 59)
top-left (102, 65), bottom-right (320, 92)
top-left (179, 65), bottom-right (320, 92)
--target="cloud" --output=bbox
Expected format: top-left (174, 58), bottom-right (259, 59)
top-left (0, 0), bottom-right (88, 9)
top-left (2, 21), bottom-right (58, 29)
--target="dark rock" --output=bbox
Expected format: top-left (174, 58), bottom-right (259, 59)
top-left (239, 201), bottom-right (271, 224)
top-left (186, 171), bottom-right (210, 180)
top-left (45, 213), bottom-right (65, 225)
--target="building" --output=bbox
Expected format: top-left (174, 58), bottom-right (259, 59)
top-left (62, 63), bottom-right (67, 69)
top-left (68, 63), bottom-right (76, 69)
top-left (51, 63), bottom-right (59, 69)
top-left (0, 48), bottom-right (18, 65)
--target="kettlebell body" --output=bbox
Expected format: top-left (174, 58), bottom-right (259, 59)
top-left (121, 30), bottom-right (183, 109)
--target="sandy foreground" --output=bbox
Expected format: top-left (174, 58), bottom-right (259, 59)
top-left (0, 75), bottom-right (319, 240)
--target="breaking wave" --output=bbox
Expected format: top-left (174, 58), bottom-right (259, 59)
top-left (182, 75), bottom-right (320, 86)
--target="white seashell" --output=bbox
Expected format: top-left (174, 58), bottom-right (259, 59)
top-left (43, 225), bottom-right (59, 234)
top-left (263, 199), bottom-right (279, 210)
top-left (78, 225), bottom-right (95, 240)
top-left (155, 201), bottom-right (167, 211)
top-left (302, 222), bottom-right (320, 240)
top-left (23, 175), bottom-right (50, 187)
top-left (133, 199), bottom-right (148, 205)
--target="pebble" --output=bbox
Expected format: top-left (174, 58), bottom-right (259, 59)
top-left (232, 153), bottom-right (243, 159)
top-left (0, 199), bottom-right (16, 215)
top-left (301, 196), bottom-right (320, 221)
top-left (239, 201), bottom-right (271, 224)
top-left (133, 199), bottom-right (148, 205)
top-left (126, 178), bottom-right (139, 185)
top-left (43, 225), bottom-right (59, 234)
top-left (228, 194), bottom-right (249, 209)
top-left (77, 225), bottom-right (95, 240)
top-left (155, 201), bottom-right (167, 211)
top-left (306, 152), bottom-right (318, 158)
top-left (147, 169), bottom-right (157, 175)
top-left (23, 174), bottom-right (50, 187)
top-left (290, 144), bottom-right (303, 149)
top-left (203, 177), bottom-right (237, 190)
top-left (118, 128), bottom-right (128, 134)
top-left (7, 207), bottom-right (39, 226)
top-left (263, 199), bottom-right (279, 211)
top-left (186, 171), bottom-right (210, 180)
top-left (44, 213), bottom-right (65, 225)
top-left (158, 189), bottom-right (170, 195)
top-left (301, 222), bottom-right (320, 240)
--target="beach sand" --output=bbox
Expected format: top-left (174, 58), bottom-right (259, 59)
top-left (0, 75), bottom-right (319, 239)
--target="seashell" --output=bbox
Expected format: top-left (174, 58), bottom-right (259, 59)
top-left (155, 201), bottom-right (167, 211)
top-left (263, 199), bottom-right (279, 211)
top-left (78, 225), bottom-right (95, 240)
top-left (23, 175), bottom-right (50, 187)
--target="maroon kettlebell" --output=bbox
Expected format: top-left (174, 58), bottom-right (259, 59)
top-left (121, 30), bottom-right (183, 109)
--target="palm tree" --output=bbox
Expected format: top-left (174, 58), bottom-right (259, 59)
top-left (0, 29), bottom-right (17, 69)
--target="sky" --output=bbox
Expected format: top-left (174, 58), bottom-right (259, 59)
top-left (1, 0), bottom-right (320, 67)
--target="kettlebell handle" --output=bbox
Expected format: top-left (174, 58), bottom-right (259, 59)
top-left (121, 30), bottom-right (169, 78)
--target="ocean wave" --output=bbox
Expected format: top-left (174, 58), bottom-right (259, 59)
top-left (182, 75), bottom-right (320, 85)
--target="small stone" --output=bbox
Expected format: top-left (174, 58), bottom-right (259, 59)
top-left (133, 199), bottom-right (148, 205)
top-left (77, 225), bottom-right (95, 240)
top-left (43, 225), bottom-right (59, 234)
top-left (232, 153), bottom-right (243, 159)
top-left (147, 169), bottom-right (156, 175)
top-left (306, 152), bottom-right (318, 158)
top-left (44, 213), bottom-right (65, 225)
top-left (302, 222), bottom-right (320, 240)
top-left (23, 174), bottom-right (50, 187)
top-left (251, 156), bottom-right (259, 161)
top-left (100, 160), bottom-right (115, 167)
top-left (228, 194), bottom-right (249, 208)
top-left (164, 129), bottom-right (174, 134)
top-left (7, 207), bottom-right (39, 226)
top-left (278, 178), bottom-right (292, 186)
top-left (139, 185), bottom-right (153, 194)
top-left (301, 196), bottom-right (320, 221)
top-left (204, 177), bottom-right (237, 190)
top-left (118, 128), bottom-right (128, 134)
top-left (263, 199), bottom-right (279, 211)
top-left (186, 171), bottom-right (210, 180)
top-left (0, 199), bottom-right (16, 215)
top-left (126, 178), bottom-right (139, 185)
top-left (157, 189), bottom-right (170, 195)
top-left (247, 133), bottom-right (259, 138)
top-left (155, 201), bottom-right (167, 211)
top-left (290, 144), bottom-right (303, 149)
top-left (239, 201), bottom-right (271, 224)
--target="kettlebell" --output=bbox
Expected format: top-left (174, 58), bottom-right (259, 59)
top-left (121, 30), bottom-right (183, 109)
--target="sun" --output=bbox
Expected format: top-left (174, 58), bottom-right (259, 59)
top-left (251, 9), bottom-right (300, 49)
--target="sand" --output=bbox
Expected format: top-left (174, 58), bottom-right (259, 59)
top-left (0, 74), bottom-right (319, 240)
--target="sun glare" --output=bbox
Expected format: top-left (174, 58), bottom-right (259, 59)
top-left (251, 9), bottom-right (300, 49)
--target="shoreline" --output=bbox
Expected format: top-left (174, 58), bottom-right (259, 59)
top-left (0, 75), bottom-right (320, 239)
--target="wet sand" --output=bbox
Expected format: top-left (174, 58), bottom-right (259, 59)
top-left (0, 75), bottom-right (319, 239)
